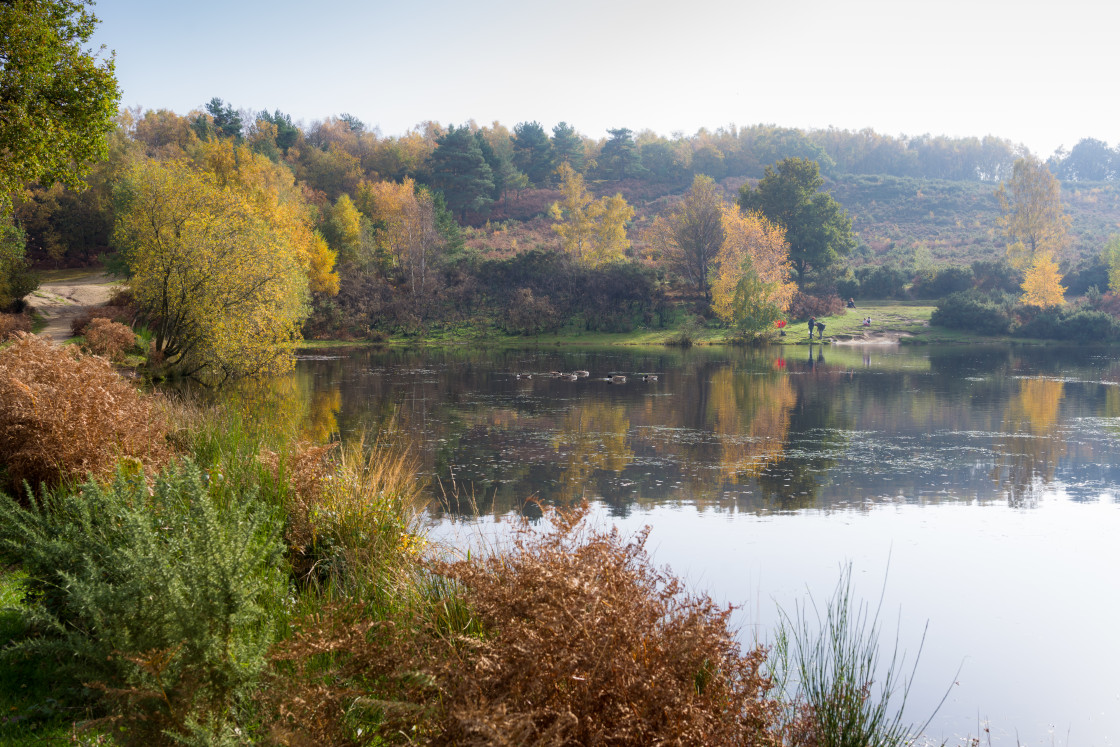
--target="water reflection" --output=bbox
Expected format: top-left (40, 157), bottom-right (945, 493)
top-left (207, 344), bottom-right (1120, 517)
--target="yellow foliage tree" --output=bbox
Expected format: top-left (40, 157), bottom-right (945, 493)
top-left (115, 158), bottom-right (310, 382)
top-left (590, 193), bottom-right (634, 266)
top-left (193, 140), bottom-right (338, 295)
top-left (710, 206), bottom-right (795, 332)
top-left (324, 193), bottom-right (363, 265)
top-left (1019, 250), bottom-right (1065, 308)
top-left (997, 156), bottom-right (1071, 271)
top-left (357, 177), bottom-right (443, 313)
top-left (549, 162), bottom-right (633, 267)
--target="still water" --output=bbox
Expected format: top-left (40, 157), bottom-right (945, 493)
top-left (252, 342), bottom-right (1120, 745)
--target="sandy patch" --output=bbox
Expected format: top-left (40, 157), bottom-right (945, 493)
top-left (24, 272), bottom-right (119, 341)
top-left (830, 331), bottom-right (912, 345)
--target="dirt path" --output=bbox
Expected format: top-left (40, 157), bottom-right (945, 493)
top-left (24, 271), bottom-right (118, 342)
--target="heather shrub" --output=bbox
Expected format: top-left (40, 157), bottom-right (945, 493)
top-left (0, 334), bottom-right (169, 491)
top-left (0, 311), bottom-right (31, 340)
top-left (82, 317), bottom-right (138, 361)
top-left (0, 461), bottom-right (285, 744)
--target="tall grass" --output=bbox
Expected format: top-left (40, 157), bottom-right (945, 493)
top-left (770, 565), bottom-right (944, 746)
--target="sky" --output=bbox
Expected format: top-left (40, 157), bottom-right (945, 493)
top-left (89, 0), bottom-right (1118, 158)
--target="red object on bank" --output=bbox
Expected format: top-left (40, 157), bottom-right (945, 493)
top-left (775, 320), bottom-right (787, 329)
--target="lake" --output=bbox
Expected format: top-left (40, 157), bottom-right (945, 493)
top-left (249, 342), bottom-right (1120, 745)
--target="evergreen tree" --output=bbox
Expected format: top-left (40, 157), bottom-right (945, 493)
top-left (551, 122), bottom-right (586, 173)
top-left (204, 97), bottom-right (243, 140)
top-left (258, 110), bottom-right (300, 154)
top-left (513, 121), bottom-right (553, 187)
top-left (426, 126), bottom-right (495, 221)
top-left (738, 157), bottom-right (855, 282)
top-left (595, 128), bottom-right (646, 181)
top-left (475, 132), bottom-right (518, 201)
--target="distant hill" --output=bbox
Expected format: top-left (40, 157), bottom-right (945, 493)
top-left (827, 174), bottom-right (1120, 267)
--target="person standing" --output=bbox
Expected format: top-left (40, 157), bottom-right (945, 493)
top-left (816, 320), bottom-right (826, 339)
top-left (808, 316), bottom-right (816, 339)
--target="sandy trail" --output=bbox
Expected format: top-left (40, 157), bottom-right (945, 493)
top-left (24, 272), bottom-right (118, 342)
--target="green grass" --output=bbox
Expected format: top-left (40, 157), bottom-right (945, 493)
top-left (0, 568), bottom-right (105, 745)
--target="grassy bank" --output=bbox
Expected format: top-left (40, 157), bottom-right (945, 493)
top-left (299, 302), bottom-right (971, 349)
top-left (0, 333), bottom-right (944, 745)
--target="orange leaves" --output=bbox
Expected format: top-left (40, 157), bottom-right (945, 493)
top-left (708, 206), bottom-right (795, 331)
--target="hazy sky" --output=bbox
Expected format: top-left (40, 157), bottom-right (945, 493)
top-left (90, 0), bottom-right (1116, 158)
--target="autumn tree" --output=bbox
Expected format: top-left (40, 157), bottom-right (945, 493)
top-left (1020, 251), bottom-right (1065, 308)
top-left (358, 177), bottom-right (445, 315)
top-left (549, 162), bottom-right (634, 267)
top-left (737, 157), bottom-right (855, 282)
top-left (194, 140), bottom-right (338, 296)
top-left (710, 206), bottom-right (795, 333)
top-left (114, 157), bottom-right (315, 382)
top-left (650, 174), bottom-right (724, 304)
top-left (322, 193), bottom-right (364, 265)
top-left (997, 155), bottom-right (1070, 271)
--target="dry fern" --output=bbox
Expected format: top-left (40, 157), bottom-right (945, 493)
top-left (0, 333), bottom-right (170, 491)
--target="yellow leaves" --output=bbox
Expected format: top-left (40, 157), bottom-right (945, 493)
top-left (1020, 250), bottom-right (1065, 308)
top-left (325, 193), bottom-right (363, 265)
top-left (550, 162), bottom-right (633, 267)
top-left (115, 157), bottom-right (311, 381)
top-left (355, 177), bottom-right (441, 304)
top-left (590, 193), bottom-right (634, 266)
top-left (307, 233), bottom-right (340, 296)
top-left (997, 156), bottom-right (1070, 271)
top-left (710, 207), bottom-right (795, 330)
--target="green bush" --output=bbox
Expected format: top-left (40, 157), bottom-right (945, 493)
top-left (0, 460), bottom-right (285, 744)
top-left (930, 291), bottom-right (1012, 335)
top-left (1014, 308), bottom-right (1120, 342)
top-left (854, 265), bottom-right (910, 299)
top-left (913, 265), bottom-right (974, 299)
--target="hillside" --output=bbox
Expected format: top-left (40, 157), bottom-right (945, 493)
top-left (826, 174), bottom-right (1120, 267)
top-left (463, 173), bottom-right (1120, 271)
